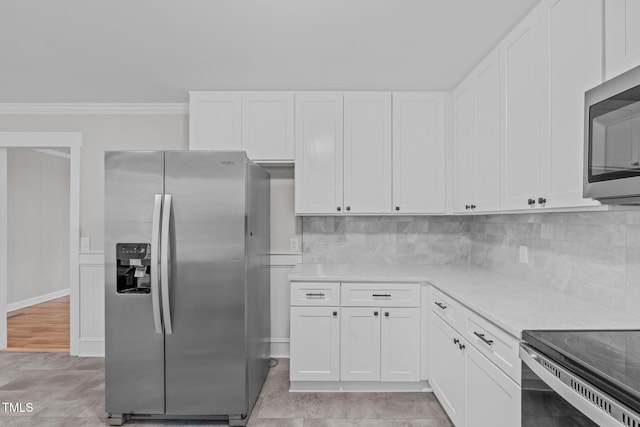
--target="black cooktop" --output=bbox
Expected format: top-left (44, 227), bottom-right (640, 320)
top-left (523, 330), bottom-right (640, 412)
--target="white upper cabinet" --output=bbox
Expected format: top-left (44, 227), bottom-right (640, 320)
top-left (497, 0), bottom-right (602, 211)
top-left (189, 91), bottom-right (294, 161)
top-left (189, 92), bottom-right (241, 151)
top-left (605, 0), bottom-right (640, 79)
top-left (499, 7), bottom-right (544, 211)
top-left (453, 80), bottom-right (477, 214)
top-left (392, 93), bottom-right (446, 214)
top-left (295, 93), bottom-right (344, 215)
top-left (453, 49), bottom-right (500, 214)
top-left (344, 93), bottom-right (392, 214)
top-left (474, 50), bottom-right (501, 212)
top-left (241, 92), bottom-right (295, 161)
top-left (540, 0), bottom-right (602, 209)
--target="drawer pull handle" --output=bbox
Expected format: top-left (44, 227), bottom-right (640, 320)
top-left (474, 331), bottom-right (494, 346)
top-left (305, 292), bottom-right (326, 298)
top-left (372, 293), bottom-right (391, 298)
top-left (434, 302), bottom-right (447, 310)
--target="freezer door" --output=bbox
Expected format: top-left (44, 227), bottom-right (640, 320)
top-left (105, 151), bottom-right (165, 415)
top-left (164, 151), bottom-right (248, 416)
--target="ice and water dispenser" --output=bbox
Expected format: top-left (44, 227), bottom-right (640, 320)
top-left (116, 243), bottom-right (151, 293)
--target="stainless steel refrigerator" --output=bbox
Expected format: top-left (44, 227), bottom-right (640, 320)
top-left (104, 151), bottom-right (270, 426)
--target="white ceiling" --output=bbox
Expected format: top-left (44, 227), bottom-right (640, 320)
top-left (0, 0), bottom-right (539, 103)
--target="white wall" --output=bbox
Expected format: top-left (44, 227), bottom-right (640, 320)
top-left (7, 149), bottom-right (69, 305)
top-left (263, 166), bottom-right (301, 253)
top-left (0, 114), bottom-right (189, 251)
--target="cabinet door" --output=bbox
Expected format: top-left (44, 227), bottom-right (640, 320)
top-left (453, 79), bottom-right (477, 214)
top-left (474, 49), bottom-right (501, 212)
top-left (431, 316), bottom-right (466, 426)
top-left (290, 306), bottom-right (340, 381)
top-left (189, 92), bottom-right (242, 150)
top-left (467, 345), bottom-right (521, 427)
top-left (344, 93), bottom-right (392, 214)
top-left (540, 0), bottom-right (602, 209)
top-left (392, 92), bottom-right (446, 214)
top-left (295, 93), bottom-right (344, 214)
top-left (242, 92), bottom-right (295, 161)
top-left (500, 8), bottom-right (545, 210)
top-left (605, 0), bottom-right (640, 79)
top-left (380, 308), bottom-right (420, 382)
top-left (340, 307), bottom-right (381, 381)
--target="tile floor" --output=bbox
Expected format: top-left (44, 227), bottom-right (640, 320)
top-left (0, 353), bottom-right (453, 427)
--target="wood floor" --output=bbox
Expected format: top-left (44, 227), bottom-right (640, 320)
top-left (6, 295), bottom-right (70, 352)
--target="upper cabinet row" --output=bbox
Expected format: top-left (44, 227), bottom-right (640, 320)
top-left (295, 92), bottom-right (445, 215)
top-left (453, 0), bottom-right (604, 213)
top-left (191, 91), bottom-right (446, 215)
top-left (190, 0), bottom-right (640, 216)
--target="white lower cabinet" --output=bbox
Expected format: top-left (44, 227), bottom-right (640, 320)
top-left (340, 307), bottom-right (381, 381)
top-left (431, 316), bottom-right (467, 426)
top-left (290, 306), bottom-right (340, 381)
top-left (340, 307), bottom-right (421, 382)
top-left (431, 292), bottom-right (521, 427)
top-left (291, 281), bottom-right (422, 390)
top-left (380, 307), bottom-right (420, 381)
top-left (467, 344), bottom-right (521, 427)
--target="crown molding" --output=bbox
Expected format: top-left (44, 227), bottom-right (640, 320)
top-left (0, 103), bottom-right (188, 115)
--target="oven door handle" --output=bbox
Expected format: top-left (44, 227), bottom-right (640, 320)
top-left (520, 344), bottom-right (639, 427)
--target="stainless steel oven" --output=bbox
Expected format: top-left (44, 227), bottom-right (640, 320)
top-left (520, 330), bottom-right (640, 427)
top-left (585, 64), bottom-right (640, 204)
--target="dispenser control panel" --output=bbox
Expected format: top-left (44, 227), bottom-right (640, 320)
top-left (116, 243), bottom-right (151, 294)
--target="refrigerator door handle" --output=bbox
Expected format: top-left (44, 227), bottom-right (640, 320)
top-left (151, 193), bottom-right (163, 334)
top-left (161, 193), bottom-right (173, 334)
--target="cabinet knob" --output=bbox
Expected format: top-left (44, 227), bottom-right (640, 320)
top-left (527, 198), bottom-right (536, 206)
top-left (465, 204), bottom-right (470, 210)
top-left (337, 206), bottom-right (341, 212)
top-left (458, 343), bottom-right (466, 350)
top-left (332, 311), bottom-right (337, 317)
top-left (470, 204), bottom-right (476, 209)
top-left (346, 206), bottom-right (351, 211)
top-left (395, 206), bottom-right (400, 211)
top-left (538, 197), bottom-right (547, 204)
top-left (453, 338), bottom-right (459, 345)
top-left (374, 311), bottom-right (379, 317)
top-left (384, 312), bottom-right (389, 317)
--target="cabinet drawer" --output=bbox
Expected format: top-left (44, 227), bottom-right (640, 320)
top-left (465, 311), bottom-right (521, 385)
top-left (341, 283), bottom-right (420, 307)
top-left (431, 287), bottom-right (464, 331)
top-left (291, 282), bottom-right (340, 306)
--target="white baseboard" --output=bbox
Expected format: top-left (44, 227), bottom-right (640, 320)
top-left (78, 338), bottom-right (105, 357)
top-left (270, 338), bottom-right (290, 358)
top-left (7, 288), bottom-right (70, 312)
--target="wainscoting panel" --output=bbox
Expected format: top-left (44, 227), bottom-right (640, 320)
top-left (78, 252), bottom-right (105, 357)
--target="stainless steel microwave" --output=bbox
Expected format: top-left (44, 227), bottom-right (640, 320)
top-left (584, 65), bottom-right (640, 204)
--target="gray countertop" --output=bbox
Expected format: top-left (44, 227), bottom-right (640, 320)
top-left (288, 263), bottom-right (640, 338)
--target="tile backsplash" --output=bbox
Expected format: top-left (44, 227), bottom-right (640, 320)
top-left (470, 210), bottom-right (640, 315)
top-left (302, 216), bottom-right (471, 265)
top-left (302, 210), bottom-right (640, 315)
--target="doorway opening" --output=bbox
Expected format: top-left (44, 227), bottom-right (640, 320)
top-left (0, 132), bottom-right (81, 355)
top-left (5, 148), bottom-right (70, 352)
